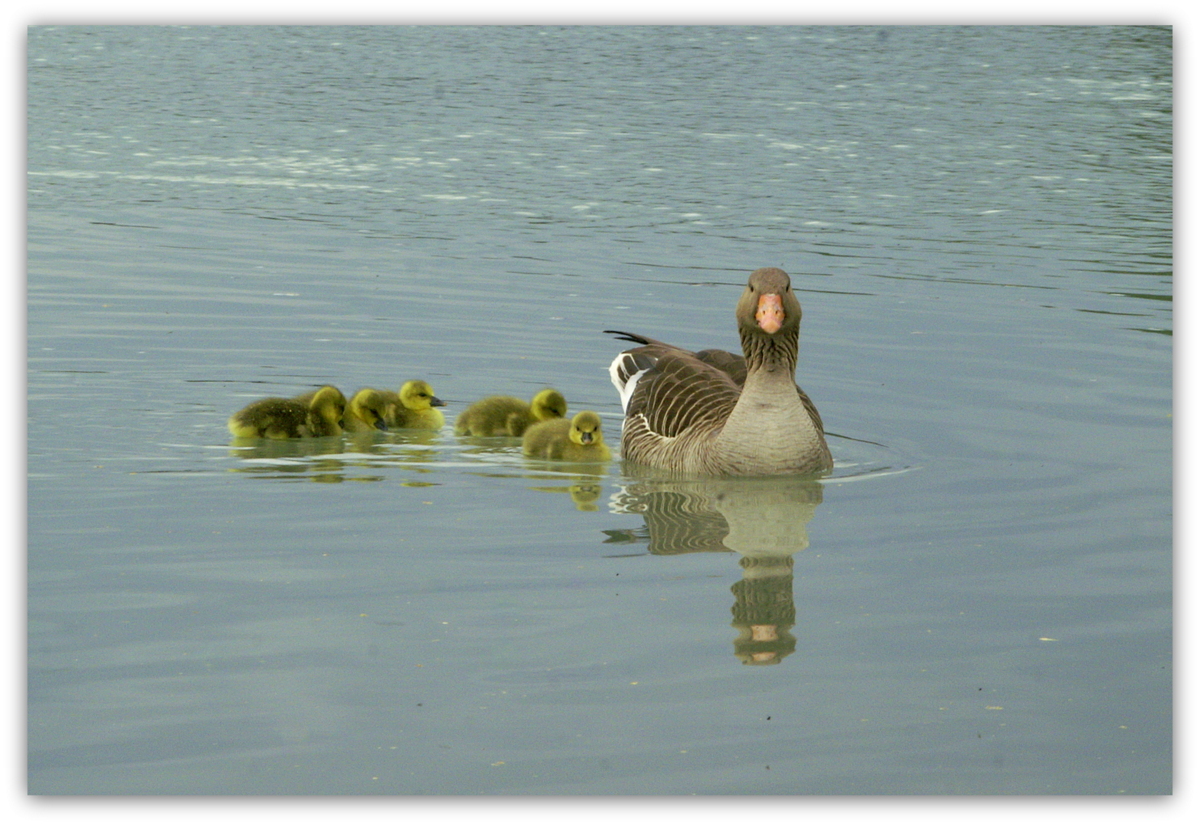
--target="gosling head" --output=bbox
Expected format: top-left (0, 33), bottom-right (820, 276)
top-left (569, 411), bottom-right (606, 448)
top-left (399, 380), bottom-right (447, 411)
top-left (310, 385), bottom-right (347, 430)
top-left (349, 388), bottom-right (389, 431)
top-left (531, 388), bottom-right (568, 421)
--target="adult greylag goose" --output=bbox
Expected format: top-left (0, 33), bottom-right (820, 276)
top-left (522, 410), bottom-right (612, 462)
top-left (606, 267), bottom-right (832, 476)
top-left (228, 385), bottom-right (347, 439)
top-left (454, 388), bottom-right (568, 437)
top-left (384, 380), bottom-right (447, 430)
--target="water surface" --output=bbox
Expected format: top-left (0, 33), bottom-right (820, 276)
top-left (27, 25), bottom-right (1171, 795)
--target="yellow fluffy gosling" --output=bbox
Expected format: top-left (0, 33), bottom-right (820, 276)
top-left (522, 410), bottom-right (612, 462)
top-left (344, 388), bottom-right (391, 433)
top-left (384, 380), bottom-right (447, 430)
top-left (228, 385), bottom-right (346, 439)
top-left (455, 388), bottom-right (567, 437)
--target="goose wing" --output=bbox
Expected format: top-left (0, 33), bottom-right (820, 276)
top-left (693, 348), bottom-right (748, 385)
top-left (606, 329), bottom-right (825, 436)
top-left (606, 330), bottom-right (741, 440)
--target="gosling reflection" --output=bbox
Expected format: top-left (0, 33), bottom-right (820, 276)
top-left (528, 478), bottom-right (605, 511)
top-left (227, 436), bottom-right (349, 482)
top-left (229, 429), bottom-right (443, 483)
top-left (607, 475), bottom-right (823, 665)
top-left (343, 427), bottom-right (443, 454)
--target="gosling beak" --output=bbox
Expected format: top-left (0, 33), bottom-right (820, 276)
top-left (755, 293), bottom-right (785, 334)
top-left (579, 431), bottom-right (594, 445)
top-left (430, 395), bottom-right (447, 408)
top-left (374, 418), bottom-right (388, 432)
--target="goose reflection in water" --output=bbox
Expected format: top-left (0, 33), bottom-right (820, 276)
top-left (606, 474), bottom-right (823, 665)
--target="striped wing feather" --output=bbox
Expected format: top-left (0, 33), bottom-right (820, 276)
top-left (628, 350), bottom-right (742, 439)
top-left (608, 330), bottom-right (825, 439)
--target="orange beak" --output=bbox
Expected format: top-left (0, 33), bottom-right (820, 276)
top-left (755, 293), bottom-right (785, 334)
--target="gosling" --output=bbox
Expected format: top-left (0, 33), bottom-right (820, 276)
top-left (384, 380), bottom-right (447, 430)
top-left (455, 388), bottom-right (567, 437)
top-left (228, 385), bottom-right (346, 439)
top-left (522, 410), bottom-right (612, 462)
top-left (344, 388), bottom-right (391, 433)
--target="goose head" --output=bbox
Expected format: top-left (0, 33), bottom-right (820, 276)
top-left (531, 388), bottom-right (568, 421)
top-left (309, 385), bottom-right (347, 431)
top-left (348, 388), bottom-right (390, 431)
top-left (398, 380), bottom-right (447, 412)
top-left (735, 267), bottom-right (802, 373)
top-left (569, 410), bottom-right (606, 448)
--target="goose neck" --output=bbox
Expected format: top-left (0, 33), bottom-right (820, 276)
top-left (741, 329), bottom-right (798, 377)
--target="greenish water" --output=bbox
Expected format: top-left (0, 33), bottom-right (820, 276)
top-left (27, 25), bottom-right (1171, 794)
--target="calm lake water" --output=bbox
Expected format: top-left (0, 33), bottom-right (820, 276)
top-left (26, 25), bottom-right (1172, 795)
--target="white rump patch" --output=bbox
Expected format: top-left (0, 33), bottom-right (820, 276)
top-left (609, 352), bottom-right (649, 415)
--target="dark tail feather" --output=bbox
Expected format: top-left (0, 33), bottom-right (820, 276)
top-left (604, 329), bottom-right (653, 346)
